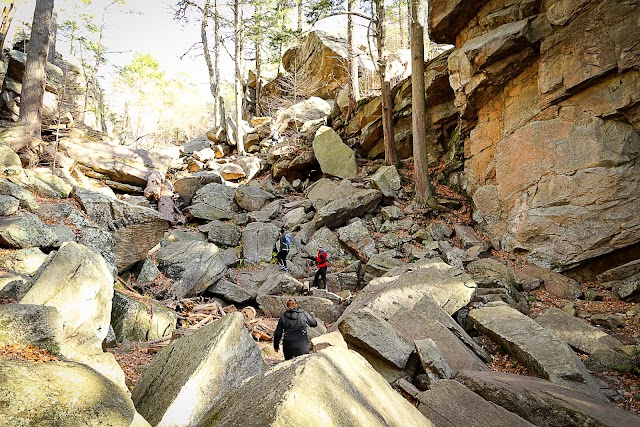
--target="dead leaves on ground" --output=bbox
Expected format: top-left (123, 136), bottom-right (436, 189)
top-left (0, 344), bottom-right (57, 364)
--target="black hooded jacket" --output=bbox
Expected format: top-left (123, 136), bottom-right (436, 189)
top-left (273, 308), bottom-right (318, 349)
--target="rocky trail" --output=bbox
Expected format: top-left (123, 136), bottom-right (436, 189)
top-left (1, 0), bottom-right (639, 425)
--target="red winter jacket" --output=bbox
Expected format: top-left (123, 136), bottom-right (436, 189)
top-left (316, 250), bottom-right (328, 268)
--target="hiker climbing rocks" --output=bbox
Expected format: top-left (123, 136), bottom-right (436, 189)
top-left (313, 246), bottom-right (328, 290)
top-left (273, 298), bottom-right (317, 360)
top-left (275, 228), bottom-right (291, 271)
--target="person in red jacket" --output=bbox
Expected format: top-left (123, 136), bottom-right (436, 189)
top-left (312, 246), bottom-right (328, 290)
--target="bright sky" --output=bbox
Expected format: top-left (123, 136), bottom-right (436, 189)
top-left (9, 0), bottom-right (358, 101)
top-left (11, 0), bottom-right (216, 94)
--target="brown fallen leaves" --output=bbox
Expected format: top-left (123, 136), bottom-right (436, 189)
top-left (107, 342), bottom-right (155, 391)
top-left (0, 344), bottom-right (57, 364)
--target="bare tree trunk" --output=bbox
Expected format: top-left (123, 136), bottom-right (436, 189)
top-left (347, 0), bottom-right (359, 116)
top-left (255, 35), bottom-right (262, 117)
top-left (201, 0), bottom-right (216, 110)
top-left (213, 0), bottom-right (222, 128)
top-left (47, 9), bottom-right (57, 62)
top-left (234, 0), bottom-right (245, 154)
top-left (19, 0), bottom-right (54, 139)
top-left (297, 0), bottom-right (303, 32)
top-left (398, 0), bottom-right (405, 49)
top-left (374, 0), bottom-right (398, 166)
top-left (411, 0), bottom-right (437, 208)
top-left (0, 1), bottom-right (18, 52)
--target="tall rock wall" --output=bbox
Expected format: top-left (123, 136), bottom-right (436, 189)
top-left (430, 0), bottom-right (640, 270)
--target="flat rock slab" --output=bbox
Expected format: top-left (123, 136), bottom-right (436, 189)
top-left (417, 379), bottom-right (534, 427)
top-left (469, 302), bottom-right (606, 401)
top-left (338, 307), bottom-right (414, 370)
top-left (197, 346), bottom-right (433, 427)
top-left (390, 308), bottom-right (488, 374)
top-left (535, 307), bottom-right (623, 354)
top-left (457, 370), bottom-right (640, 427)
top-left (132, 312), bottom-right (266, 427)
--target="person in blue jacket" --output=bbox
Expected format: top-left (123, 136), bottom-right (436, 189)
top-left (273, 297), bottom-right (317, 360)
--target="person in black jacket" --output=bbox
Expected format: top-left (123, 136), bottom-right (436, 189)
top-left (273, 298), bottom-right (318, 360)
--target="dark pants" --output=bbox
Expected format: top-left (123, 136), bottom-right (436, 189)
top-left (313, 266), bottom-right (327, 289)
top-left (283, 339), bottom-right (310, 360)
top-left (277, 250), bottom-right (287, 269)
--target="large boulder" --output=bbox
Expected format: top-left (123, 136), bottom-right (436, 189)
top-left (417, 379), bottom-right (534, 427)
top-left (6, 167), bottom-right (72, 199)
top-left (156, 240), bottom-right (227, 299)
top-left (337, 219), bottom-right (377, 263)
top-left (19, 242), bottom-right (125, 391)
top-left (233, 184), bottom-right (274, 212)
top-left (111, 290), bottom-right (177, 342)
top-left (59, 137), bottom-right (173, 186)
top-left (257, 294), bottom-right (345, 324)
top-left (0, 304), bottom-right (63, 353)
top-left (241, 222), bottom-right (279, 264)
top-left (20, 242), bottom-right (113, 354)
top-left (198, 220), bottom-right (241, 247)
top-left (173, 171), bottom-right (222, 205)
top-left (535, 307), bottom-right (623, 355)
top-left (313, 188), bottom-right (382, 229)
top-left (312, 126), bottom-right (358, 179)
top-left (0, 213), bottom-right (57, 249)
top-left (0, 359), bottom-right (150, 427)
top-left (305, 178), bottom-right (358, 210)
top-left (280, 31), bottom-right (371, 99)
top-left (187, 182), bottom-right (239, 221)
top-left (390, 308), bottom-right (488, 374)
top-left (0, 247), bottom-right (48, 275)
top-left (370, 165), bottom-right (402, 200)
top-left (457, 370), bottom-right (640, 427)
top-left (273, 96), bottom-right (332, 134)
top-left (468, 302), bottom-right (606, 401)
top-left (132, 313), bottom-right (266, 427)
top-left (73, 187), bottom-right (169, 272)
top-left (338, 307), bottom-right (416, 382)
top-left (197, 346), bottom-right (433, 427)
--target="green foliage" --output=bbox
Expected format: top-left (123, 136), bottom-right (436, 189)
top-left (306, 0), bottom-right (344, 25)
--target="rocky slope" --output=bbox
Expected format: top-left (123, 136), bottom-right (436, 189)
top-left (0, 0), bottom-right (639, 425)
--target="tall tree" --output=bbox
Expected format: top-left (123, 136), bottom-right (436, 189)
top-left (410, 0), bottom-right (437, 208)
top-left (19, 0), bottom-right (55, 138)
top-left (233, 0), bottom-right (245, 153)
top-left (373, 0), bottom-right (398, 166)
top-left (176, 0), bottom-right (225, 128)
top-left (346, 0), bottom-right (359, 114)
top-left (0, 1), bottom-right (21, 52)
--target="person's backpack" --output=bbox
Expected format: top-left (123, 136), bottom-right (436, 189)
top-left (277, 234), bottom-right (290, 252)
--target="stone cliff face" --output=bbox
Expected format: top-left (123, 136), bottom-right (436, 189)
top-left (430, 0), bottom-right (640, 271)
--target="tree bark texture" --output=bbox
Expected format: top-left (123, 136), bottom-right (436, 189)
top-left (19, 0), bottom-right (54, 138)
top-left (347, 0), bottom-right (359, 113)
top-left (374, 0), bottom-right (398, 166)
top-left (234, 0), bottom-right (245, 153)
top-left (411, 0), bottom-right (436, 208)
